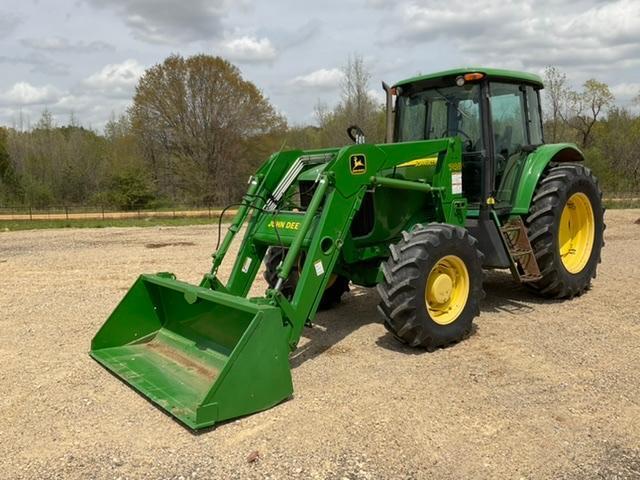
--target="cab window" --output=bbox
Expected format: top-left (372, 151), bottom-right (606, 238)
top-left (526, 86), bottom-right (544, 145)
top-left (489, 82), bottom-right (526, 159)
top-left (396, 84), bottom-right (483, 152)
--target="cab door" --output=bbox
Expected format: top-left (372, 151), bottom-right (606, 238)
top-left (488, 82), bottom-right (543, 207)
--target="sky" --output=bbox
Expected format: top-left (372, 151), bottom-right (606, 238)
top-left (1, 0), bottom-right (639, 131)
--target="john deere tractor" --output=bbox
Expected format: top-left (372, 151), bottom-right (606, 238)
top-left (91, 67), bottom-right (604, 429)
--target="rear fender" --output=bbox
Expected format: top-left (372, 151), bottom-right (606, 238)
top-left (511, 143), bottom-right (584, 215)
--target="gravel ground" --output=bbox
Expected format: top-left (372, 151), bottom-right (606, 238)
top-left (1, 209), bottom-right (640, 479)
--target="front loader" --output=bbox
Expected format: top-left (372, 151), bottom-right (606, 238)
top-left (91, 67), bottom-right (604, 429)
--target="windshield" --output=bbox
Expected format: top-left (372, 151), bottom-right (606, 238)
top-left (395, 84), bottom-right (483, 151)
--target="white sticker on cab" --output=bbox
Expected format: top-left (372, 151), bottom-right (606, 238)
top-left (452, 172), bottom-right (463, 195)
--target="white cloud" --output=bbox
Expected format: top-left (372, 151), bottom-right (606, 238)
top-left (367, 88), bottom-right (386, 105)
top-left (84, 0), bottom-right (230, 44)
top-left (611, 83), bottom-right (640, 98)
top-left (0, 52), bottom-right (70, 76)
top-left (21, 37), bottom-right (114, 53)
top-left (289, 68), bottom-right (344, 90)
top-left (0, 82), bottom-right (61, 106)
top-left (394, 0), bottom-right (640, 71)
top-left (219, 36), bottom-right (277, 63)
top-left (610, 82), bottom-right (640, 108)
top-left (365, 0), bottom-right (392, 7)
top-left (82, 59), bottom-right (145, 98)
top-left (0, 12), bottom-right (21, 39)
top-left (2, 0), bottom-right (639, 128)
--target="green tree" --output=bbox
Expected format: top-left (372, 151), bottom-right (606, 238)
top-left (105, 168), bottom-right (155, 210)
top-left (0, 127), bottom-right (21, 203)
top-left (130, 54), bottom-right (285, 205)
top-left (563, 79), bottom-right (614, 148)
top-left (591, 107), bottom-right (640, 193)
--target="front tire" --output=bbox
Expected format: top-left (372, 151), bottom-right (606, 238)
top-left (526, 163), bottom-right (604, 298)
top-left (263, 247), bottom-right (350, 309)
top-left (377, 224), bottom-right (484, 349)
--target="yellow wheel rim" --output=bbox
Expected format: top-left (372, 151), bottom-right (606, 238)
top-left (558, 192), bottom-right (595, 274)
top-left (424, 255), bottom-right (470, 325)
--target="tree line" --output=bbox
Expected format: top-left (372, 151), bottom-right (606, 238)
top-left (0, 56), bottom-right (637, 210)
top-left (542, 66), bottom-right (640, 193)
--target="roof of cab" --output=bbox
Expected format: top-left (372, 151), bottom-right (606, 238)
top-left (394, 67), bottom-right (544, 88)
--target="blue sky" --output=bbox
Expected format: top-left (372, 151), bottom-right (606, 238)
top-left (1, 0), bottom-right (639, 131)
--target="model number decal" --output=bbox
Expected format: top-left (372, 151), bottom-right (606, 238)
top-left (397, 156), bottom-right (438, 168)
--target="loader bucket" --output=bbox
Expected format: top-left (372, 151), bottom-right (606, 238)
top-left (90, 274), bottom-right (293, 429)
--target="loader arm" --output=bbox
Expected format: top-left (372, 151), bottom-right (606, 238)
top-left (209, 137), bottom-right (464, 350)
top-left (91, 137), bottom-right (463, 429)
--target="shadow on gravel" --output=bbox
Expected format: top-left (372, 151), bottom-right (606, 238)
top-left (481, 270), bottom-right (563, 315)
top-left (292, 270), bottom-right (566, 363)
top-left (558, 444), bottom-right (640, 480)
top-left (290, 286), bottom-right (378, 368)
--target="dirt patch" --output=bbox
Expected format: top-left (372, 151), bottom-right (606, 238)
top-left (325, 344), bottom-right (352, 355)
top-left (144, 241), bottom-right (196, 249)
top-left (144, 338), bottom-right (219, 379)
top-left (563, 445), bottom-right (640, 479)
top-left (1, 209), bottom-right (640, 479)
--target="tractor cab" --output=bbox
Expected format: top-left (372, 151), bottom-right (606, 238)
top-left (390, 68), bottom-right (545, 209)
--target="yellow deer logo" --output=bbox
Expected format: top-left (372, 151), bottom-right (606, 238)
top-left (350, 154), bottom-right (367, 175)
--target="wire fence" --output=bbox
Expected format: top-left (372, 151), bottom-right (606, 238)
top-left (0, 204), bottom-right (238, 221)
top-left (1, 191), bottom-right (638, 222)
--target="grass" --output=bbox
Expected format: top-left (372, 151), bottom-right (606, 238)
top-left (603, 198), bottom-right (640, 209)
top-left (0, 216), bottom-right (221, 231)
top-left (2, 200), bottom-right (638, 232)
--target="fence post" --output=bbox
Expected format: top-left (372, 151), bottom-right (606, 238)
top-left (65, 205), bottom-right (69, 220)
top-left (102, 205), bottom-right (105, 220)
top-left (208, 205), bottom-right (211, 218)
top-left (29, 206), bottom-right (32, 221)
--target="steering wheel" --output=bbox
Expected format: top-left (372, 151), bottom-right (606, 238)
top-left (347, 125), bottom-right (366, 144)
top-left (441, 128), bottom-right (472, 142)
top-left (441, 128), bottom-right (474, 151)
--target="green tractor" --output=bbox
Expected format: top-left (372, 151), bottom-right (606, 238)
top-left (91, 67), bottom-right (604, 429)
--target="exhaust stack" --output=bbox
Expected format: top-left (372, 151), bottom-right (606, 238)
top-left (382, 81), bottom-right (395, 143)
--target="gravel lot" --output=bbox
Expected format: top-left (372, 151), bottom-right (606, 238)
top-left (2, 209), bottom-right (640, 479)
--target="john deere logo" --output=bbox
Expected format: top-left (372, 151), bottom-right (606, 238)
top-left (350, 154), bottom-right (367, 175)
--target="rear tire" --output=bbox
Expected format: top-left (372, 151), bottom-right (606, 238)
top-left (526, 163), bottom-right (604, 298)
top-left (263, 247), bottom-right (350, 309)
top-left (377, 224), bottom-right (484, 349)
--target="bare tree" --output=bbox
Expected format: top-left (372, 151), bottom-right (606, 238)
top-left (314, 55), bottom-right (385, 147)
top-left (341, 56), bottom-right (374, 126)
top-left (543, 66), bottom-right (568, 142)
